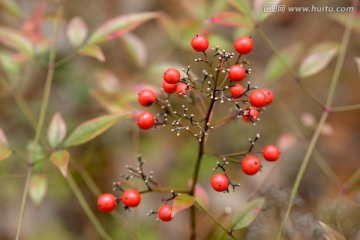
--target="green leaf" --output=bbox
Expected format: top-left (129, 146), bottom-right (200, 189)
top-left (48, 113), bottom-right (67, 148)
top-left (318, 220), bottom-right (346, 240)
top-left (67, 17), bottom-right (88, 48)
top-left (120, 33), bottom-right (147, 69)
top-left (94, 69), bottom-right (121, 94)
top-left (0, 128), bottom-right (11, 161)
top-left (157, 13), bottom-right (180, 45)
top-left (227, 0), bottom-right (251, 16)
top-left (27, 142), bottom-right (45, 164)
top-left (0, 27), bottom-right (33, 56)
top-left (29, 174), bottom-right (47, 206)
top-left (355, 57), bottom-right (360, 76)
top-left (231, 197), bottom-right (265, 231)
top-left (172, 194), bottom-right (195, 217)
top-left (79, 44), bottom-right (105, 62)
top-left (0, 52), bottom-right (21, 76)
top-left (253, 0), bottom-right (281, 22)
top-left (299, 42), bottom-right (339, 78)
top-left (51, 150), bottom-right (70, 177)
top-left (0, 0), bottom-right (22, 18)
top-left (265, 43), bottom-right (303, 82)
top-left (207, 34), bottom-right (232, 52)
top-left (207, 12), bottom-right (253, 28)
top-left (63, 113), bottom-right (127, 147)
top-left (328, 13), bottom-right (360, 34)
top-left (86, 12), bottom-right (157, 46)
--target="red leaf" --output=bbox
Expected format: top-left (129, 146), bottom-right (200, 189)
top-left (207, 12), bottom-right (253, 28)
top-left (22, 2), bottom-right (45, 44)
top-left (50, 150), bottom-right (70, 177)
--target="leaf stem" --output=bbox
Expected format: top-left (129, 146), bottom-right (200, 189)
top-left (276, 112), bottom-right (329, 240)
top-left (33, 4), bottom-right (63, 146)
top-left (66, 172), bottom-right (112, 240)
top-left (15, 166), bottom-right (32, 240)
top-left (195, 202), bottom-right (236, 240)
top-left (257, 28), bottom-right (325, 109)
top-left (331, 104), bottom-right (360, 112)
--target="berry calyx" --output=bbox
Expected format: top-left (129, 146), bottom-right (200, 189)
top-left (234, 36), bottom-right (253, 55)
top-left (228, 65), bottom-right (246, 82)
top-left (243, 108), bottom-right (259, 122)
top-left (262, 145), bottom-right (280, 161)
top-left (121, 189), bottom-right (141, 207)
top-left (162, 81), bottom-right (177, 94)
top-left (97, 193), bottom-right (116, 212)
top-left (210, 173), bottom-right (229, 192)
top-left (138, 89), bottom-right (156, 107)
top-left (137, 112), bottom-right (155, 130)
top-left (158, 205), bottom-right (173, 222)
top-left (176, 82), bottom-right (190, 97)
top-left (242, 156), bottom-right (261, 175)
top-left (230, 84), bottom-right (245, 98)
top-left (163, 68), bottom-right (181, 84)
top-left (249, 90), bottom-right (268, 108)
top-left (191, 34), bottom-right (209, 52)
top-left (261, 89), bottom-right (274, 105)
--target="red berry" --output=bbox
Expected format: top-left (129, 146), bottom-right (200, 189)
top-left (261, 89), bottom-right (274, 105)
top-left (121, 189), bottom-right (141, 207)
top-left (191, 34), bottom-right (209, 52)
top-left (262, 145), bottom-right (280, 161)
top-left (138, 89), bottom-right (156, 107)
top-left (210, 173), bottom-right (229, 192)
top-left (162, 81), bottom-right (177, 94)
top-left (97, 193), bottom-right (116, 212)
top-left (158, 205), bottom-right (173, 222)
top-left (242, 156), bottom-right (261, 175)
top-left (176, 82), bottom-right (190, 97)
top-left (234, 36), bottom-right (253, 55)
top-left (243, 108), bottom-right (259, 122)
top-left (137, 112), bottom-right (155, 130)
top-left (163, 68), bottom-right (181, 84)
top-left (249, 90), bottom-right (268, 108)
top-left (228, 65), bottom-right (246, 82)
top-left (230, 84), bottom-right (245, 98)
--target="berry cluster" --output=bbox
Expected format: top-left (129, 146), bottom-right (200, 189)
top-left (98, 34), bottom-right (281, 221)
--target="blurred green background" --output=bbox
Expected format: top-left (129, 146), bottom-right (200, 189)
top-left (0, 0), bottom-right (359, 239)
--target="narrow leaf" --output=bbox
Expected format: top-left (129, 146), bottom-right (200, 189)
top-left (86, 12), bottom-right (157, 45)
top-left (207, 12), bottom-right (253, 28)
top-left (94, 69), bottom-right (121, 93)
top-left (22, 2), bottom-right (45, 44)
top-left (157, 13), bottom-right (180, 45)
top-left (79, 44), bottom-right (105, 62)
top-left (67, 17), bottom-right (88, 48)
top-left (63, 113), bottom-right (126, 147)
top-left (328, 13), bottom-right (360, 34)
top-left (172, 194), bottom-right (195, 217)
top-left (194, 184), bottom-right (209, 209)
top-left (0, 27), bottom-right (33, 56)
top-left (227, 0), bottom-right (251, 16)
top-left (0, 52), bottom-right (21, 76)
top-left (1, 0), bottom-right (22, 18)
top-left (50, 150), bottom-right (70, 177)
top-left (47, 112), bottom-right (67, 148)
top-left (318, 220), bottom-right (346, 240)
top-left (29, 174), bottom-right (47, 206)
top-left (90, 90), bottom-right (129, 113)
top-left (253, 0), bottom-right (281, 22)
top-left (120, 33), bottom-right (147, 68)
top-left (299, 42), bottom-right (339, 78)
top-left (0, 128), bottom-right (11, 161)
top-left (231, 197), bottom-right (265, 231)
top-left (265, 43), bottom-right (303, 82)
top-left (354, 57), bottom-right (360, 76)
